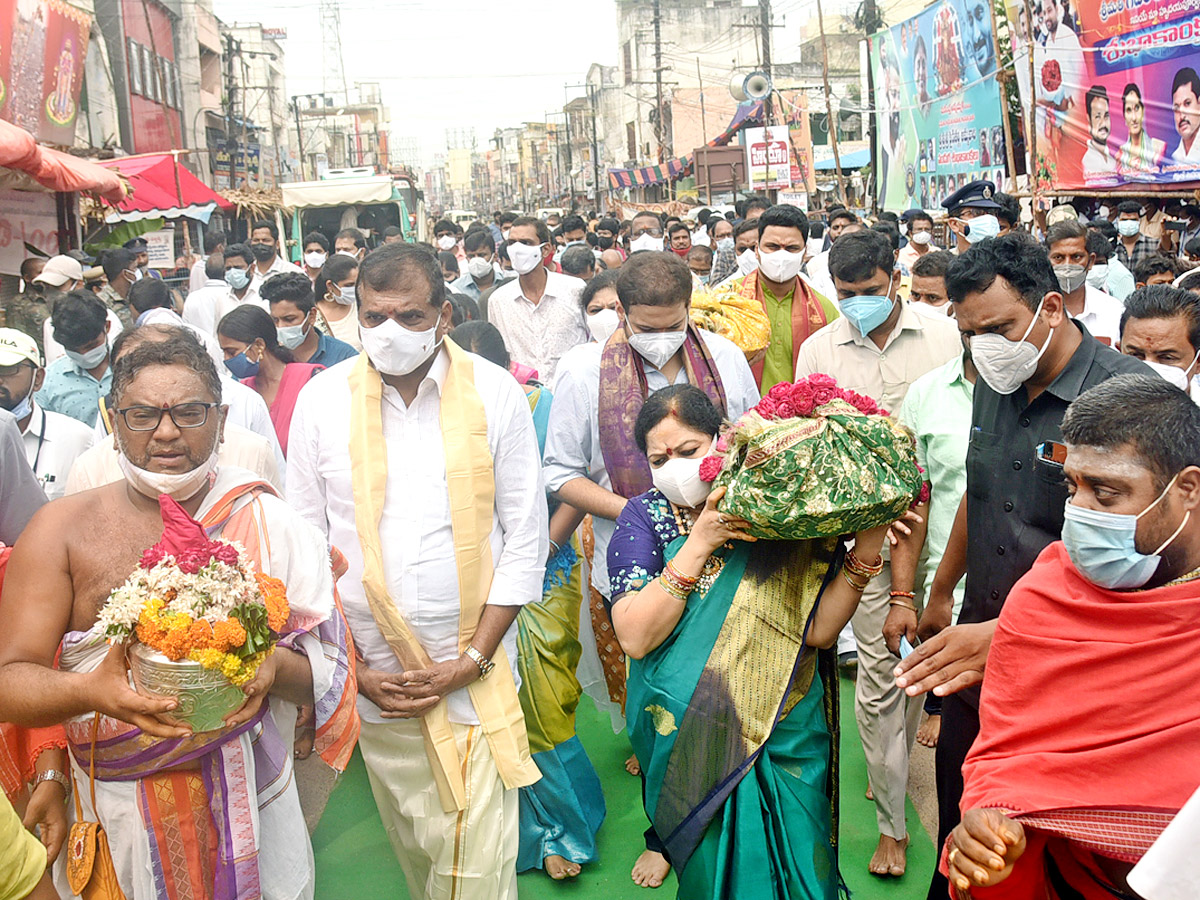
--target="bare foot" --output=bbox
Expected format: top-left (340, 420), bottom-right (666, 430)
top-left (294, 705), bottom-right (315, 760)
top-left (631, 850), bottom-right (671, 888)
top-left (545, 854), bottom-right (581, 880)
top-left (865, 782), bottom-right (873, 801)
top-left (625, 753), bottom-right (642, 776)
top-left (917, 714), bottom-right (941, 748)
top-left (868, 834), bottom-right (909, 877)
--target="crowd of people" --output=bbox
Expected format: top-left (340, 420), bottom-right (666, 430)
top-left (0, 179), bottom-right (1197, 900)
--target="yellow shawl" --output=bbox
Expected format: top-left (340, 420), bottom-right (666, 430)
top-left (347, 339), bottom-right (540, 812)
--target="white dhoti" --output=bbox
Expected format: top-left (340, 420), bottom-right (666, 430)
top-left (358, 719), bottom-right (519, 900)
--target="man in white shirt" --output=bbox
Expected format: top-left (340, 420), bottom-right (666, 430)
top-left (897, 209), bottom-right (941, 270)
top-left (188, 230), bottom-right (226, 293)
top-left (0, 329), bottom-right (94, 500)
top-left (287, 243), bottom-right (546, 900)
top-left (487, 216), bottom-right (587, 382)
top-left (1047, 219), bottom-right (1125, 347)
top-left (128, 277), bottom-right (224, 368)
top-left (1118, 283), bottom-right (1200, 402)
top-left (248, 220), bottom-right (303, 292)
top-left (182, 244), bottom-right (267, 337)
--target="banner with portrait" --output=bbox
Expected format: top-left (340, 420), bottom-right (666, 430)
top-left (1007, 0), bottom-right (1200, 190)
top-left (870, 0), bottom-right (1007, 211)
top-left (2, 0), bottom-right (91, 145)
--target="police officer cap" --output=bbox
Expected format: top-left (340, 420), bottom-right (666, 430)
top-left (123, 237), bottom-right (149, 251)
top-left (941, 179), bottom-right (1002, 215)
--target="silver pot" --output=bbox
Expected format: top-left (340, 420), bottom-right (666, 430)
top-left (128, 642), bottom-right (245, 733)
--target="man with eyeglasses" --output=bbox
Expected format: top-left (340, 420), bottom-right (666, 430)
top-left (0, 328), bottom-right (357, 900)
top-left (486, 215), bottom-right (587, 382)
top-left (0, 329), bottom-right (94, 500)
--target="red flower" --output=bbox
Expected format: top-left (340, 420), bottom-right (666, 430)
top-left (879, 408), bottom-right (890, 418)
top-left (918, 481), bottom-right (932, 504)
top-left (140, 545), bottom-right (167, 569)
top-left (211, 543), bottom-right (240, 566)
top-left (767, 382), bottom-right (793, 401)
top-left (698, 456), bottom-right (723, 483)
top-left (847, 391), bottom-right (878, 415)
top-left (809, 373), bottom-right (837, 389)
top-left (811, 385), bottom-right (838, 407)
top-left (776, 400), bottom-right (797, 419)
top-left (789, 381), bottom-right (816, 414)
top-left (755, 397), bottom-right (780, 419)
top-left (716, 433), bottom-right (730, 453)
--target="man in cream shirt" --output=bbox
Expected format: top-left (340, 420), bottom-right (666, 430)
top-left (287, 243), bottom-right (546, 900)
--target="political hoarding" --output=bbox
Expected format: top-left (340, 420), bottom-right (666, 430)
top-left (871, 0), bottom-right (1007, 211)
top-left (745, 126), bottom-right (792, 192)
top-left (1007, 0), bottom-right (1200, 191)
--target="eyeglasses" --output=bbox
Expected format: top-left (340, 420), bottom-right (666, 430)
top-left (114, 402), bottom-right (219, 432)
top-left (633, 227), bottom-right (664, 238)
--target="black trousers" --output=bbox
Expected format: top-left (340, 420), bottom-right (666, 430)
top-left (640, 770), bottom-right (670, 859)
top-left (926, 692), bottom-right (980, 900)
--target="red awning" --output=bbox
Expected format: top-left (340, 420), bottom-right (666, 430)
top-left (98, 153), bottom-right (233, 222)
top-left (0, 119), bottom-right (127, 202)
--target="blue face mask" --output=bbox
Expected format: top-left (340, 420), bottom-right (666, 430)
top-left (224, 349), bottom-right (260, 379)
top-left (840, 283), bottom-right (897, 336)
top-left (225, 268), bottom-right (250, 291)
top-left (964, 214), bottom-right (1001, 244)
top-left (1061, 474), bottom-right (1188, 590)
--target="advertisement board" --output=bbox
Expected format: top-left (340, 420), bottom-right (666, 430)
top-left (1008, 0), bottom-right (1200, 190)
top-left (871, 0), bottom-right (1006, 210)
top-left (143, 227), bottom-right (174, 269)
top-left (745, 125), bottom-right (792, 191)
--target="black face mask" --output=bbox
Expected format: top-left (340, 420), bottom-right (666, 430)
top-left (250, 243), bottom-right (275, 262)
top-left (598, 235), bottom-right (614, 250)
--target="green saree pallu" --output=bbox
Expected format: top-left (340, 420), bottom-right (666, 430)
top-left (627, 537), bottom-right (845, 900)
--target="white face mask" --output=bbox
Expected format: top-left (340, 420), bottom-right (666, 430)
top-left (969, 297), bottom-right (1053, 394)
top-left (276, 320), bottom-right (311, 350)
top-left (66, 341), bottom-right (108, 370)
top-left (757, 249), bottom-right (805, 283)
top-left (651, 438), bottom-right (716, 508)
top-left (737, 248), bottom-right (759, 276)
top-left (910, 230), bottom-right (932, 246)
top-left (1143, 360), bottom-right (1192, 391)
top-left (330, 284), bottom-right (356, 306)
top-left (467, 256), bottom-right (494, 280)
top-left (508, 242), bottom-right (545, 275)
top-left (909, 299), bottom-right (952, 320)
top-left (628, 328), bottom-right (687, 369)
top-left (963, 214), bottom-right (1001, 244)
top-left (436, 235), bottom-right (457, 251)
top-left (1086, 264), bottom-right (1109, 289)
top-left (304, 251), bottom-right (327, 269)
top-left (360, 318), bottom-right (440, 376)
top-left (586, 308), bottom-right (620, 343)
top-left (116, 438), bottom-right (219, 501)
top-left (629, 234), bottom-right (664, 254)
top-left (337, 249), bottom-right (362, 260)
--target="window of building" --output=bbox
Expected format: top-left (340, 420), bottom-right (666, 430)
top-left (626, 122), bottom-right (636, 161)
top-left (623, 41), bottom-right (632, 86)
top-left (127, 38), bottom-right (142, 95)
top-left (142, 46), bottom-right (157, 102)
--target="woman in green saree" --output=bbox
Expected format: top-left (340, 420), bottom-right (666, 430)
top-left (607, 384), bottom-right (895, 898)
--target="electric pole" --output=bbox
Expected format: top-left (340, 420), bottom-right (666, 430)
top-left (653, 0), bottom-right (664, 164)
top-left (759, 0), bottom-right (772, 128)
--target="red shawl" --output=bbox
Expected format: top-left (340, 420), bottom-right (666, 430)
top-left (946, 541), bottom-right (1200, 896)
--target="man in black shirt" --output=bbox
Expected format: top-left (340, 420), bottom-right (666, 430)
top-left (891, 233), bottom-right (1148, 899)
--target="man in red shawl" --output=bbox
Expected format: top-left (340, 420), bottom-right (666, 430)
top-left (944, 373), bottom-right (1200, 899)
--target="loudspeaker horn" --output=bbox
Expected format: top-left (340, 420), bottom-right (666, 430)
top-left (743, 71), bottom-right (773, 101)
top-left (729, 70), bottom-right (749, 102)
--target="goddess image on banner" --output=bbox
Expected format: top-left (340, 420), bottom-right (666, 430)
top-left (871, 0), bottom-right (1006, 211)
top-left (1008, 0), bottom-right (1200, 190)
top-left (39, 0), bottom-right (88, 142)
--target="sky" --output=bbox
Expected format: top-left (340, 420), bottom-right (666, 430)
top-left (213, 0), bottom-right (621, 165)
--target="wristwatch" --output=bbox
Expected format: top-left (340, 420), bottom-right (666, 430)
top-left (464, 645), bottom-right (495, 680)
top-left (34, 768), bottom-right (71, 797)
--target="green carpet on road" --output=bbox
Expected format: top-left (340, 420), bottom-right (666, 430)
top-left (312, 680), bottom-right (934, 899)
